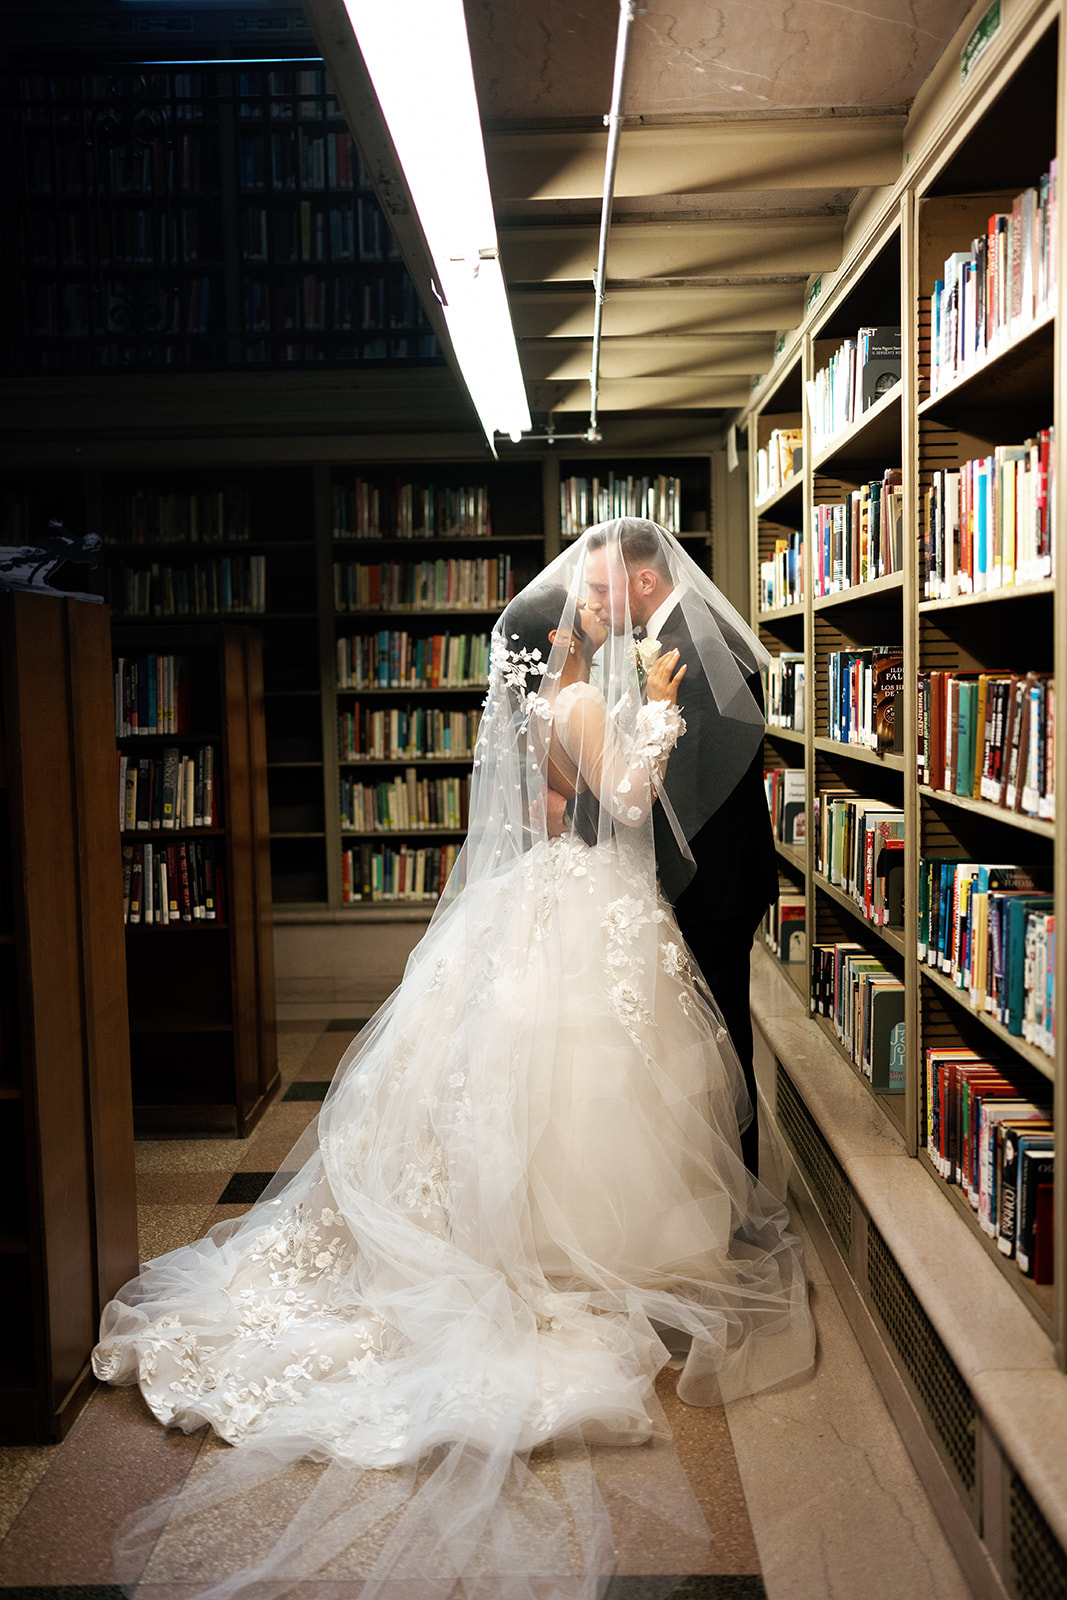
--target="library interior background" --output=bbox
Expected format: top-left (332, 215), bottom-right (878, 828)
top-left (2, 2), bottom-right (1067, 1598)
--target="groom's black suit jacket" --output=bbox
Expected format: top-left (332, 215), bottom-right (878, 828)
top-left (651, 605), bottom-right (779, 937)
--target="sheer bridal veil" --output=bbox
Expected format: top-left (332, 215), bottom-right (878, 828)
top-left (93, 520), bottom-right (810, 1600)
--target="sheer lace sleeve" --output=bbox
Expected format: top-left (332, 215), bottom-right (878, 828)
top-left (555, 684), bottom-right (685, 826)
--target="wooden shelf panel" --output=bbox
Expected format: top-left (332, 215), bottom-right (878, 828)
top-left (812, 736), bottom-right (906, 772)
top-left (918, 784), bottom-right (1055, 840)
top-left (920, 962), bottom-right (1054, 1083)
top-left (813, 871), bottom-right (906, 956)
top-left (916, 1149), bottom-right (1054, 1336)
top-left (811, 382), bottom-right (903, 472)
top-left (813, 571), bottom-right (904, 612)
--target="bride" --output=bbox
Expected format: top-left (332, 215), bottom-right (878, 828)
top-left (93, 520), bottom-right (815, 1600)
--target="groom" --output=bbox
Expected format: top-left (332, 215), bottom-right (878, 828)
top-left (581, 521), bottom-right (779, 1178)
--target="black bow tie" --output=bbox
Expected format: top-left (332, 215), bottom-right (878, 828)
top-left (632, 625), bottom-right (646, 641)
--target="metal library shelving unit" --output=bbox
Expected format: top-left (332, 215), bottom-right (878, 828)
top-left (742, 5), bottom-right (1067, 1594)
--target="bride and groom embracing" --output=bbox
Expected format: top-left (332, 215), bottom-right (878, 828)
top-left (93, 518), bottom-right (813, 1600)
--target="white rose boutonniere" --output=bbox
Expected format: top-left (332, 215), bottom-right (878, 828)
top-left (634, 635), bottom-right (662, 685)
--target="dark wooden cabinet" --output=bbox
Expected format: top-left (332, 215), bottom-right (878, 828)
top-left (0, 592), bottom-right (138, 1443)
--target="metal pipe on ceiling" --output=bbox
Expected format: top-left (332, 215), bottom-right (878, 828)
top-left (587, 0), bottom-right (638, 441)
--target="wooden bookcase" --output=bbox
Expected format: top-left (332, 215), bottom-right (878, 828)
top-left (746, 6), bottom-right (1063, 1331)
top-left (0, 59), bottom-right (441, 376)
top-left (742, 5), bottom-right (1067, 1591)
top-left (2, 449), bottom-right (714, 918)
top-left (0, 592), bottom-right (138, 1443)
top-left (115, 623), bottom-right (278, 1135)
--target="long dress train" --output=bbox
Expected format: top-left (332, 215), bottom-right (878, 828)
top-left (93, 684), bottom-right (814, 1600)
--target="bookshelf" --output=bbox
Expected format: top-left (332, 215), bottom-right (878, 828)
top-left (749, 36), bottom-right (1063, 1308)
top-left (115, 623), bottom-right (278, 1135)
top-left (742, 12), bottom-right (1067, 1590)
top-left (1, 62), bottom-right (441, 375)
top-left (0, 593), bottom-right (137, 1443)
top-left (1, 449), bottom-right (719, 918)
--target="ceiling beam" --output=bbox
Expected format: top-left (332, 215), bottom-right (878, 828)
top-left (529, 375), bottom-right (755, 411)
top-left (518, 334), bottom-right (776, 381)
top-left (487, 114), bottom-right (905, 200)
top-left (508, 283), bottom-right (807, 338)
top-left (501, 215), bottom-right (844, 281)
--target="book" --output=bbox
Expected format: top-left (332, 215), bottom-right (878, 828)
top-left (859, 326), bottom-right (901, 410)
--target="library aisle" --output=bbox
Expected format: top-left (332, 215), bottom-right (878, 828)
top-left (0, 1006), bottom-right (974, 1600)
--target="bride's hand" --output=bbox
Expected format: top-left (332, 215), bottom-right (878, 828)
top-left (646, 648), bottom-right (686, 705)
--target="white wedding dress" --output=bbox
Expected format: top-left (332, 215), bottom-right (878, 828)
top-left (94, 682), bottom-right (814, 1600)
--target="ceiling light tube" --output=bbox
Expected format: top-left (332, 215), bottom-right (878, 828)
top-left (342, 0), bottom-right (530, 446)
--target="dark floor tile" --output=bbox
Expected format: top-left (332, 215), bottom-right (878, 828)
top-left (603, 1581), bottom-right (767, 1599)
top-left (216, 1171), bottom-right (275, 1204)
top-left (325, 1018), bottom-right (370, 1032)
top-left (0, 1587), bottom-right (129, 1599)
top-left (281, 1081), bottom-right (332, 1102)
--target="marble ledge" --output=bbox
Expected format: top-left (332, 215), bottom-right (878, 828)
top-left (750, 939), bottom-right (1061, 1371)
top-left (968, 1368), bottom-right (1067, 1556)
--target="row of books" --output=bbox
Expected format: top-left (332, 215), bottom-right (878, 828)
top-left (922, 431), bottom-right (1055, 597)
top-left (239, 333), bottom-right (438, 366)
top-left (36, 206), bottom-right (209, 270)
top-left (761, 880), bottom-right (806, 965)
top-left (815, 790), bottom-right (904, 928)
top-left (237, 130), bottom-right (367, 197)
top-left (810, 940), bottom-right (905, 1093)
top-left (339, 771), bottom-right (470, 834)
top-left (105, 486), bottom-right (253, 546)
top-left (826, 646), bottom-right (904, 753)
top-left (338, 705), bottom-right (481, 763)
top-left (241, 271), bottom-right (417, 336)
top-left (22, 132), bottom-right (208, 198)
top-left (764, 767), bottom-right (805, 848)
top-left (559, 474), bottom-right (683, 539)
top-left (765, 652), bottom-right (806, 732)
top-left (806, 327), bottom-right (901, 451)
top-left (336, 632), bottom-right (491, 691)
top-left (114, 655), bottom-right (191, 737)
top-left (235, 70), bottom-right (346, 125)
top-left (930, 163), bottom-right (1057, 396)
top-left (332, 482), bottom-right (493, 541)
top-left (108, 556), bottom-right (267, 618)
top-left (341, 841), bottom-right (461, 904)
top-left (119, 746), bottom-right (218, 833)
top-left (333, 557), bottom-right (517, 615)
top-left (918, 859), bottom-right (1055, 1054)
top-left (122, 838), bottom-right (225, 926)
top-left (924, 1047), bottom-right (1053, 1280)
top-left (812, 469), bottom-right (903, 596)
top-left (918, 669), bottom-right (1054, 821)
top-left (27, 276), bottom-right (214, 339)
top-left (241, 202), bottom-right (361, 266)
top-left (755, 426), bottom-right (802, 503)
top-left (758, 530), bottom-right (803, 611)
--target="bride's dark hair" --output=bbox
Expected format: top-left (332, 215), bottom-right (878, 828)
top-left (498, 582), bottom-right (580, 697)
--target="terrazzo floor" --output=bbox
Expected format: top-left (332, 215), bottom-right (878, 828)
top-left (0, 1017), bottom-right (977, 1600)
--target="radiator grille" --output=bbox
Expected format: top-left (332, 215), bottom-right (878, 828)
top-left (1009, 1471), bottom-right (1067, 1600)
top-left (776, 1064), bottom-right (852, 1256)
top-left (866, 1222), bottom-right (977, 1504)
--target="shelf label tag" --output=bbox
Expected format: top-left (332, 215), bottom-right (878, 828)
top-left (805, 274), bottom-right (822, 312)
top-left (961, 1), bottom-right (1001, 81)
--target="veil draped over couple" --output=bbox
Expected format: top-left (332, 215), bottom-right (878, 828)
top-left (94, 520), bottom-right (815, 1600)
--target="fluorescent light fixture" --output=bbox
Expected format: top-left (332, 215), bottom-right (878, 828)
top-left (342, 0), bottom-right (530, 445)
